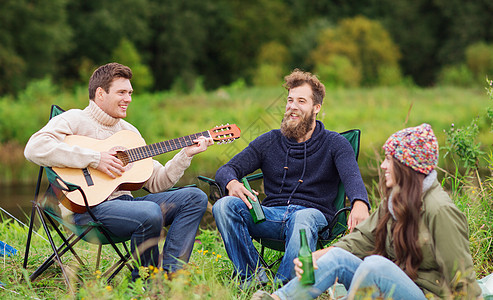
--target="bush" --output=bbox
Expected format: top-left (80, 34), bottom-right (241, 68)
top-left (310, 16), bottom-right (402, 86)
top-left (253, 42), bottom-right (290, 87)
top-left (315, 55), bottom-right (361, 88)
top-left (112, 38), bottom-right (154, 93)
top-left (253, 64), bottom-right (285, 87)
top-left (377, 64), bottom-right (403, 86)
top-left (465, 42), bottom-right (493, 81)
top-left (438, 64), bottom-right (476, 87)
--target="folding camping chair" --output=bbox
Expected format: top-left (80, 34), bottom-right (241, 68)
top-left (23, 105), bottom-right (132, 292)
top-left (198, 129), bottom-right (362, 270)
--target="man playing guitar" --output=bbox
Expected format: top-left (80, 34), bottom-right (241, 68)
top-left (24, 62), bottom-right (213, 281)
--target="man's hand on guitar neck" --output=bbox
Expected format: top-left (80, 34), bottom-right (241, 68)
top-left (97, 150), bottom-right (126, 179)
top-left (184, 136), bottom-right (214, 157)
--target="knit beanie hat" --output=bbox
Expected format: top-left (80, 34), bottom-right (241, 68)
top-left (382, 123), bottom-right (438, 175)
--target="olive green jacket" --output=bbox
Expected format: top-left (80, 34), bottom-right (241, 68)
top-left (333, 179), bottom-right (482, 298)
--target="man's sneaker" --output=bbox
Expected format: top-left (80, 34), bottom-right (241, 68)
top-left (251, 290), bottom-right (274, 300)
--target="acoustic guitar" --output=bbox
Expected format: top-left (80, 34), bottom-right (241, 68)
top-left (53, 124), bottom-right (240, 213)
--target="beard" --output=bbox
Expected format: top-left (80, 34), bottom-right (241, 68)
top-left (280, 108), bottom-right (315, 141)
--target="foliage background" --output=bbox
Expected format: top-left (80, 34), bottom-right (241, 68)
top-left (1, 0), bottom-right (493, 95)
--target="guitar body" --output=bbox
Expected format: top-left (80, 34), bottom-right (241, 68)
top-left (53, 130), bottom-right (153, 213)
top-left (51, 124), bottom-right (240, 213)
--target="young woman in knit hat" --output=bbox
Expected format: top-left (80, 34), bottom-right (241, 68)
top-left (253, 124), bottom-right (482, 300)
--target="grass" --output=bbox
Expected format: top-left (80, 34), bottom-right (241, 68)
top-left (0, 83), bottom-right (492, 185)
top-left (0, 164), bottom-right (491, 299)
top-left (0, 83), bottom-right (491, 298)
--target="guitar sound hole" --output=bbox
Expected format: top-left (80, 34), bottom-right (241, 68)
top-left (115, 151), bottom-right (130, 167)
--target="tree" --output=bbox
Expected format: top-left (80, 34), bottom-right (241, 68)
top-left (147, 0), bottom-right (213, 91)
top-left (62, 0), bottom-right (152, 86)
top-left (310, 16), bottom-right (401, 86)
top-left (253, 41), bottom-right (290, 87)
top-left (112, 39), bottom-right (154, 93)
top-left (0, 0), bottom-right (72, 95)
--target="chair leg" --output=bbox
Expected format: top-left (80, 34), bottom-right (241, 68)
top-left (96, 244), bottom-right (102, 270)
top-left (104, 252), bottom-right (132, 283)
top-left (122, 242), bottom-right (134, 272)
top-left (96, 229), bottom-right (133, 281)
top-left (31, 210), bottom-right (97, 288)
top-left (43, 212), bottom-right (85, 266)
top-left (256, 243), bottom-right (283, 270)
top-left (34, 206), bottom-right (74, 293)
top-left (102, 241), bottom-right (132, 283)
top-left (23, 202), bottom-right (38, 269)
top-left (24, 167), bottom-right (44, 269)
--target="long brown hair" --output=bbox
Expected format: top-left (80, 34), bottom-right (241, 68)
top-left (373, 157), bottom-right (425, 280)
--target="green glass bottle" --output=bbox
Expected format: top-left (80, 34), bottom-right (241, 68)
top-left (242, 177), bottom-right (266, 224)
top-left (298, 228), bottom-right (315, 285)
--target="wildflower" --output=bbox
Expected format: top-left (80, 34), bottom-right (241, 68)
top-left (203, 250), bottom-right (208, 255)
top-left (105, 286), bottom-right (112, 292)
top-left (139, 266), bottom-right (150, 279)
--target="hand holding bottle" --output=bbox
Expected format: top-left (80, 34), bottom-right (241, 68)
top-left (298, 229), bottom-right (315, 285)
top-left (242, 177), bottom-right (266, 224)
top-left (294, 246), bottom-right (332, 280)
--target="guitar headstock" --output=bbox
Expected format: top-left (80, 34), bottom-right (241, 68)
top-left (209, 124), bottom-right (241, 144)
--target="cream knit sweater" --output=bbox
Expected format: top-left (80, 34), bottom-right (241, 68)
top-left (24, 101), bottom-right (193, 201)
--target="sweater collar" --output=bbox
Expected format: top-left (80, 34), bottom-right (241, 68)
top-left (85, 100), bottom-right (121, 127)
top-left (281, 120), bottom-right (325, 157)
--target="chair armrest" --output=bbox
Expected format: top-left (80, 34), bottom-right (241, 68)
top-left (197, 173), bottom-right (264, 204)
top-left (244, 173), bottom-right (264, 182)
top-left (319, 206), bottom-right (351, 243)
top-left (197, 176), bottom-right (224, 204)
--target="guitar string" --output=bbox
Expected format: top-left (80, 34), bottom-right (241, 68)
top-left (123, 131), bottom-right (211, 163)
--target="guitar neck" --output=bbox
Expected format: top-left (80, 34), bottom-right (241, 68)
top-left (124, 130), bottom-right (210, 163)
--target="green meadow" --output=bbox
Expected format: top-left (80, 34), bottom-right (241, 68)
top-left (0, 83), bottom-right (491, 299)
top-left (1, 80), bottom-right (491, 185)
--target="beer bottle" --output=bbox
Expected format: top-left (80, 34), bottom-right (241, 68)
top-left (242, 177), bottom-right (266, 224)
top-left (299, 228), bottom-right (315, 285)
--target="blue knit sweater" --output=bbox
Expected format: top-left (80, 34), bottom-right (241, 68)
top-left (215, 121), bottom-right (369, 222)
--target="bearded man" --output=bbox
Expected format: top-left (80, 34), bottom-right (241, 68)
top-left (212, 69), bottom-right (370, 287)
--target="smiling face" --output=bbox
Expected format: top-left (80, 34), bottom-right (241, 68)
top-left (94, 77), bottom-right (133, 119)
top-left (380, 155), bottom-right (396, 188)
top-left (280, 83), bottom-right (321, 142)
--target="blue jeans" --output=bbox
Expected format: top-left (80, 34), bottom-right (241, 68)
top-left (73, 187), bottom-right (208, 280)
top-left (274, 247), bottom-right (426, 300)
top-left (212, 196), bottom-right (328, 283)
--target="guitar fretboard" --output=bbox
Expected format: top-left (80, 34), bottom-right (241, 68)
top-left (122, 131), bottom-right (210, 163)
